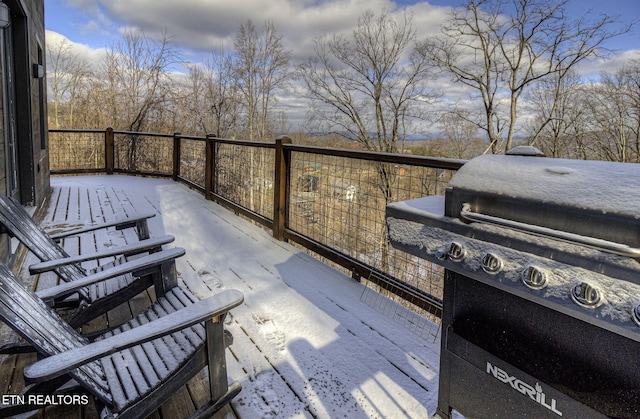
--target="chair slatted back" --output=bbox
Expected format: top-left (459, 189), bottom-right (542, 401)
top-left (0, 194), bottom-right (89, 295)
top-left (0, 262), bottom-right (112, 405)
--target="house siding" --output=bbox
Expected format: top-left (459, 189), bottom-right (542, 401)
top-left (29, 0), bottom-right (49, 205)
top-left (0, 0), bottom-right (49, 265)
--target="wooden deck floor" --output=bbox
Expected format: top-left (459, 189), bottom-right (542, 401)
top-left (0, 175), bottom-right (441, 418)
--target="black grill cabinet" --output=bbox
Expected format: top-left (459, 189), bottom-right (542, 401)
top-left (386, 149), bottom-right (640, 418)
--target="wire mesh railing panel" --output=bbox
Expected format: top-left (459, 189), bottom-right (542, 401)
top-left (360, 274), bottom-right (441, 341)
top-left (214, 143), bottom-right (275, 220)
top-left (179, 139), bottom-right (206, 187)
top-left (386, 165), bottom-right (454, 306)
top-left (49, 131), bottom-right (104, 171)
top-left (288, 152), bottom-right (377, 262)
top-left (391, 165), bottom-right (454, 202)
top-left (287, 151), bottom-right (457, 321)
top-left (113, 134), bottom-right (173, 174)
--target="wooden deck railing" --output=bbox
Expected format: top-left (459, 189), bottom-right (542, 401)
top-left (48, 127), bottom-right (467, 320)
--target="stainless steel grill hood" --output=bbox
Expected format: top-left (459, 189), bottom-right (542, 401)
top-left (386, 150), bottom-right (640, 418)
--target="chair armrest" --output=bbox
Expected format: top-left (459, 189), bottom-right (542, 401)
top-left (35, 247), bottom-right (186, 302)
top-left (46, 212), bottom-right (156, 241)
top-left (28, 235), bottom-right (175, 274)
top-left (24, 289), bottom-right (244, 383)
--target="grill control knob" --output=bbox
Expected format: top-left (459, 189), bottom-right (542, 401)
top-left (522, 266), bottom-right (547, 290)
top-left (447, 242), bottom-right (465, 261)
top-left (435, 242), bottom-right (466, 261)
top-left (571, 282), bottom-right (601, 308)
top-left (481, 253), bottom-right (503, 274)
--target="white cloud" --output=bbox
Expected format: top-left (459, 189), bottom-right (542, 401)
top-left (82, 0), bottom-right (448, 60)
top-left (45, 30), bottom-right (107, 70)
top-left (55, 0), bottom-right (636, 73)
top-left (575, 49), bottom-right (640, 79)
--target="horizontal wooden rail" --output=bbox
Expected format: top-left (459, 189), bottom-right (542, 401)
top-left (285, 143), bottom-right (467, 169)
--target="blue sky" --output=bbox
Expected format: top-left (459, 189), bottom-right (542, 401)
top-left (45, 0), bottom-right (639, 54)
top-left (43, 0), bottom-right (640, 133)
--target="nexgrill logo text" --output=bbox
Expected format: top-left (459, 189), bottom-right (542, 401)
top-left (486, 362), bottom-right (563, 416)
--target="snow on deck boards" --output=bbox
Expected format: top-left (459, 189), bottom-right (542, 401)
top-left (7, 175), bottom-right (442, 418)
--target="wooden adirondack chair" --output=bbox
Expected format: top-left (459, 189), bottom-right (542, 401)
top-left (0, 261), bottom-right (243, 418)
top-left (43, 208), bottom-right (156, 241)
top-left (0, 193), bottom-right (178, 327)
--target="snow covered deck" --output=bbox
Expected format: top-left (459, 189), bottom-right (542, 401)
top-left (5, 175), bottom-right (442, 418)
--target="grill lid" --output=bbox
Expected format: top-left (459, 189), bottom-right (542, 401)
top-left (444, 154), bottom-right (640, 249)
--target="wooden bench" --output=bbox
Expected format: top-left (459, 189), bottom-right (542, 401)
top-left (0, 261), bottom-right (243, 418)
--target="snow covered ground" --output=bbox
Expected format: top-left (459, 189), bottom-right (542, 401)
top-left (48, 175), bottom-right (443, 418)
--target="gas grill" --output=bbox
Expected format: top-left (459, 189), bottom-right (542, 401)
top-left (386, 147), bottom-right (640, 418)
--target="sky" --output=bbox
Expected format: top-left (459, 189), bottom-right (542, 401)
top-left (44, 0), bottom-right (640, 67)
top-left (43, 0), bottom-right (640, 133)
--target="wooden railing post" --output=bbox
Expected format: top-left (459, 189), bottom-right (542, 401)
top-left (205, 135), bottom-right (215, 201)
top-left (105, 127), bottom-right (114, 174)
top-left (273, 135), bottom-right (292, 241)
top-left (172, 132), bottom-right (181, 181)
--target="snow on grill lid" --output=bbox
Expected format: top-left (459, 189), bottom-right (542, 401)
top-left (448, 154), bottom-right (640, 218)
top-left (442, 153), bottom-right (640, 251)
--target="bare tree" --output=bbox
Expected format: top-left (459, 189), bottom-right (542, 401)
top-left (300, 9), bottom-right (435, 155)
top-left (232, 19), bottom-right (291, 140)
top-left (182, 51), bottom-right (239, 137)
top-left (181, 64), bottom-right (206, 134)
top-left (98, 29), bottom-right (180, 169)
top-left (419, 0), bottom-right (631, 153)
top-left (201, 48), bottom-right (241, 138)
top-left (46, 38), bottom-right (92, 128)
top-left (231, 20), bottom-right (291, 217)
top-left (581, 64), bottom-right (640, 162)
top-left (524, 71), bottom-right (588, 158)
top-left (617, 58), bottom-right (640, 162)
top-left (101, 29), bottom-right (179, 132)
top-left (299, 9), bottom-right (436, 271)
top-left (438, 111), bottom-right (482, 159)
